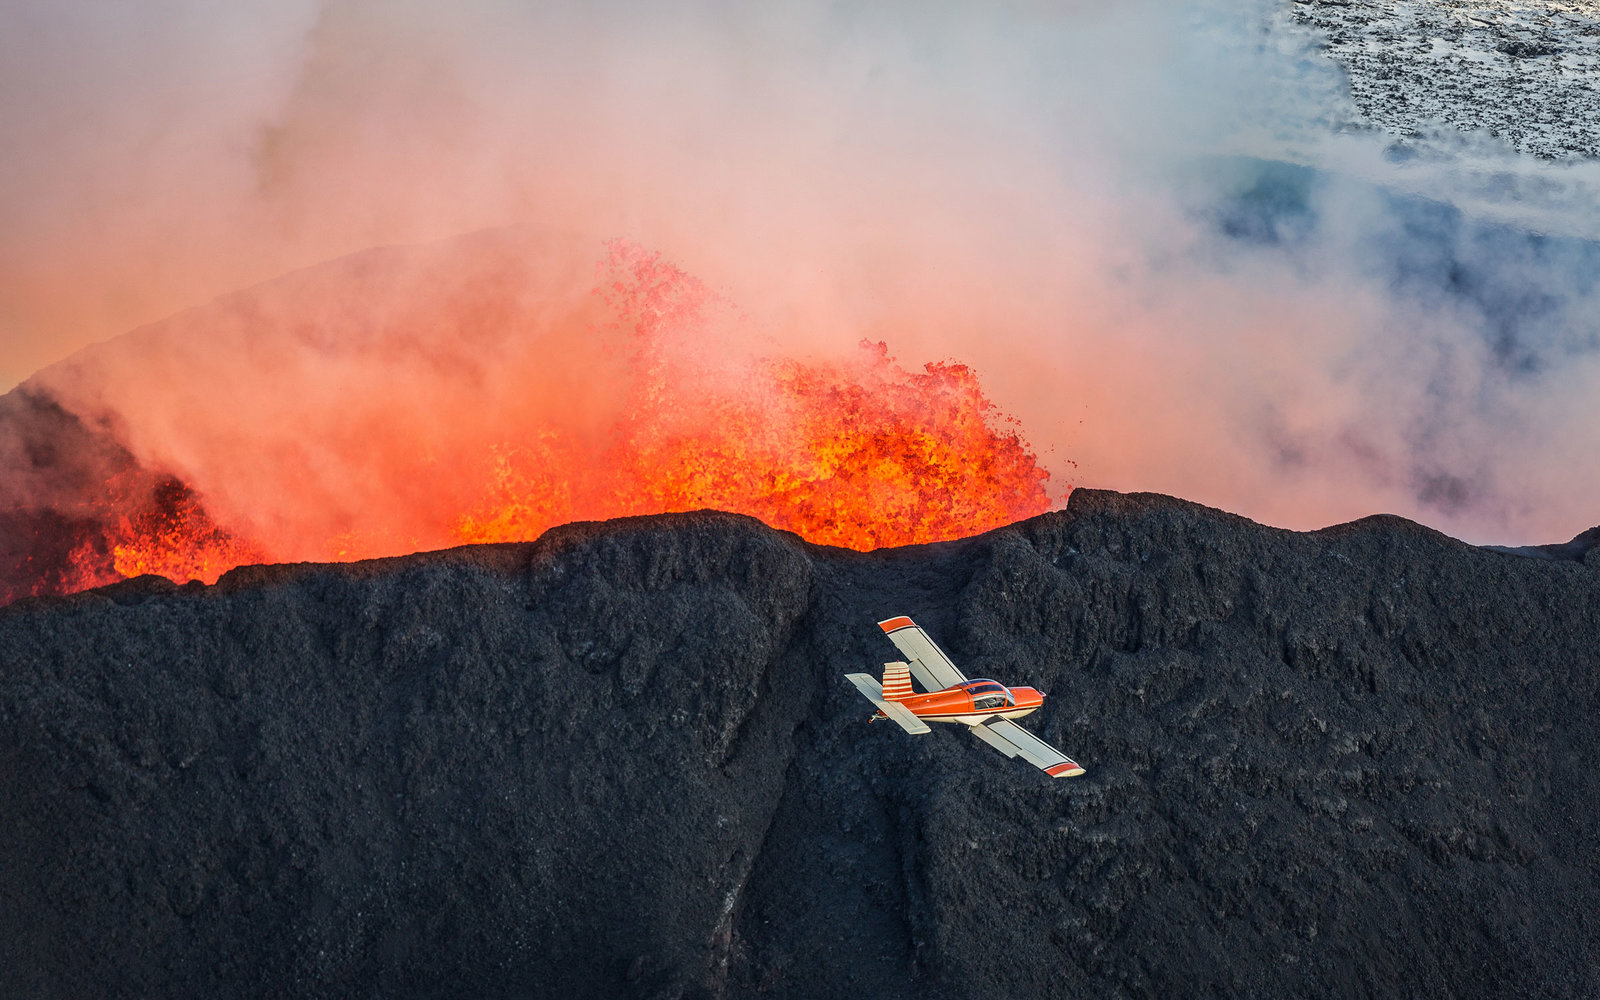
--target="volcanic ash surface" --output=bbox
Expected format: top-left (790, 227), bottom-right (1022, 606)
top-left (1289, 0), bottom-right (1600, 159)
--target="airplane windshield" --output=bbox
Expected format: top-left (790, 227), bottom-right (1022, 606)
top-left (969, 681), bottom-right (1015, 712)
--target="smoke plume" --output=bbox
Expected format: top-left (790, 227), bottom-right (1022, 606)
top-left (2, 0), bottom-right (1598, 593)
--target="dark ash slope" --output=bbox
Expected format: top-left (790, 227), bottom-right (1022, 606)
top-left (2, 490), bottom-right (1598, 999)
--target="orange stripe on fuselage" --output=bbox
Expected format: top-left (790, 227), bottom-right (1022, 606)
top-left (899, 682), bottom-right (1044, 721)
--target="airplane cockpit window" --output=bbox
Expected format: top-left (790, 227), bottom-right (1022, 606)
top-left (969, 681), bottom-right (1015, 712)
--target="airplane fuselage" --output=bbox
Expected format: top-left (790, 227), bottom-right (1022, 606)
top-left (876, 678), bottom-right (1044, 727)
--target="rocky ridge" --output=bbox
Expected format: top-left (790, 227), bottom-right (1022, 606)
top-left (2, 490), bottom-right (1598, 999)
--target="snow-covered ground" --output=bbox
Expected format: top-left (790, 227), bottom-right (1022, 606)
top-left (1284, 0), bottom-right (1600, 159)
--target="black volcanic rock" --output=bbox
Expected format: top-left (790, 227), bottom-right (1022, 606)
top-left (2, 492), bottom-right (1598, 999)
top-left (0, 389), bottom-right (151, 603)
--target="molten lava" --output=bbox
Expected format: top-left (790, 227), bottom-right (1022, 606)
top-left (3, 239), bottom-right (1056, 603)
top-left (449, 243), bottom-right (1050, 550)
top-left (104, 480), bottom-right (267, 584)
top-left (43, 479), bottom-right (267, 599)
top-left (453, 341), bottom-right (1050, 551)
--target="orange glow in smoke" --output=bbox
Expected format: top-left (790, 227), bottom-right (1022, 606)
top-left (448, 242), bottom-right (1050, 550)
top-left (19, 241), bottom-right (1054, 600)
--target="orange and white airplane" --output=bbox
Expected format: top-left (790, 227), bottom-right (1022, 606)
top-left (847, 616), bottom-right (1086, 778)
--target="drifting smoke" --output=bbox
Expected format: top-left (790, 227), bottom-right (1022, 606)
top-left (2, 0), bottom-right (1599, 601)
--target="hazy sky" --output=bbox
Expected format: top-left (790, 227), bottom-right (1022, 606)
top-left (4, 0), bottom-right (1598, 544)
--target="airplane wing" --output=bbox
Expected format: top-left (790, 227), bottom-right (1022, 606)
top-left (844, 673), bottom-right (931, 734)
top-left (970, 719), bottom-right (1085, 778)
top-left (876, 617), bottom-right (968, 692)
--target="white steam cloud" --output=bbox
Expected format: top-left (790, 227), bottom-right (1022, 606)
top-left (2, 0), bottom-right (1597, 544)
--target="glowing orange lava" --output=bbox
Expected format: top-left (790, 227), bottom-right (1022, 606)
top-left (105, 481), bottom-right (267, 584)
top-left (44, 480), bottom-right (266, 597)
top-left (447, 340), bottom-right (1051, 550)
top-left (15, 240), bottom-right (1056, 600)
top-left (449, 242), bottom-right (1050, 549)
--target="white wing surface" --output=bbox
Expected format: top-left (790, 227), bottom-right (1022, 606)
top-left (968, 722), bottom-right (1019, 757)
top-left (971, 720), bottom-right (1085, 778)
top-left (845, 673), bottom-right (931, 734)
top-left (876, 617), bottom-right (967, 692)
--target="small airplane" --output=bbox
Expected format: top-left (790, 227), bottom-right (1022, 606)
top-left (846, 616), bottom-right (1086, 778)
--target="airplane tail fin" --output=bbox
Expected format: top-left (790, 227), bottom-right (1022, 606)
top-left (881, 661), bottom-right (915, 701)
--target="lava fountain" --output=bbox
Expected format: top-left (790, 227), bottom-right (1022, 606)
top-left (0, 232), bottom-right (1054, 605)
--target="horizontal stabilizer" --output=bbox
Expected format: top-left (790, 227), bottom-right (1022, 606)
top-left (845, 673), bottom-right (931, 734)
